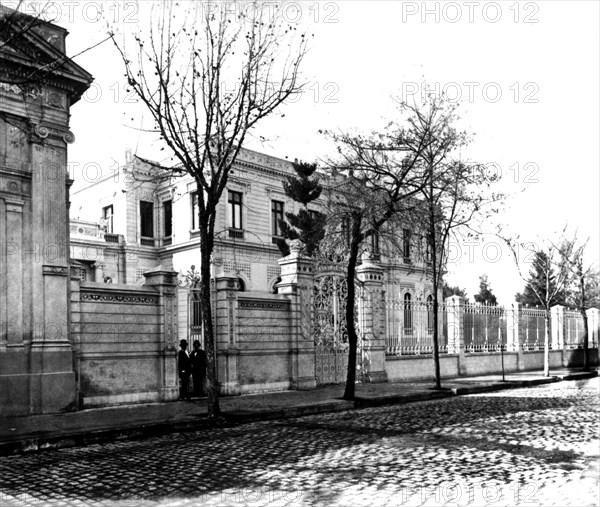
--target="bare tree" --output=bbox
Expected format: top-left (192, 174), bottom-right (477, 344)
top-left (111, 1), bottom-right (307, 417)
top-left (413, 95), bottom-right (502, 389)
top-left (558, 233), bottom-right (600, 371)
top-left (320, 108), bottom-right (437, 399)
top-left (504, 241), bottom-right (572, 376)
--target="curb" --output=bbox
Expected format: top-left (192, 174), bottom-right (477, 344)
top-left (0, 418), bottom-right (213, 456)
top-left (1, 371), bottom-right (596, 456)
top-left (224, 400), bottom-right (354, 423)
top-left (553, 370), bottom-right (598, 381)
top-left (354, 390), bottom-right (451, 408)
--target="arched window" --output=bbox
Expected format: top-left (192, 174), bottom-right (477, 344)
top-left (427, 295), bottom-right (434, 333)
top-left (403, 293), bottom-right (413, 335)
top-left (237, 278), bottom-right (246, 292)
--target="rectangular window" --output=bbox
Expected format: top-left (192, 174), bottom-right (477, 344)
top-left (163, 200), bottom-right (172, 238)
top-left (341, 217), bottom-right (350, 247)
top-left (426, 236), bottom-right (432, 263)
top-left (228, 190), bottom-right (243, 229)
top-left (191, 192), bottom-right (199, 230)
top-left (370, 231), bottom-right (380, 257)
top-left (271, 200), bottom-right (284, 237)
top-left (102, 205), bottom-right (113, 234)
top-left (140, 201), bottom-right (154, 238)
top-left (402, 228), bottom-right (411, 260)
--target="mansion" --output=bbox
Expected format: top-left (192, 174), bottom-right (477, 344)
top-left (69, 147), bottom-right (436, 346)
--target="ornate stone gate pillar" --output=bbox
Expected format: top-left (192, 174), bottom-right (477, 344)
top-left (356, 253), bottom-right (387, 383)
top-left (214, 274), bottom-right (241, 395)
top-left (143, 268), bottom-right (179, 401)
top-left (277, 240), bottom-right (317, 390)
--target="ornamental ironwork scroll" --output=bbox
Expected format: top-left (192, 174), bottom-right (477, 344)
top-left (312, 273), bottom-right (362, 385)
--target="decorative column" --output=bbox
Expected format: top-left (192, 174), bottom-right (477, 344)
top-left (356, 252), bottom-right (387, 383)
top-left (277, 240), bottom-right (317, 390)
top-left (446, 295), bottom-right (466, 375)
top-left (143, 267), bottom-right (180, 401)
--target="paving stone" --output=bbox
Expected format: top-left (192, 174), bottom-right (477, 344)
top-left (0, 378), bottom-right (598, 506)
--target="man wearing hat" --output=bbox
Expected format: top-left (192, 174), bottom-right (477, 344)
top-left (178, 339), bottom-right (192, 400)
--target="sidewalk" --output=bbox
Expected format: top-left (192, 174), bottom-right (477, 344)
top-left (0, 368), bottom-right (596, 456)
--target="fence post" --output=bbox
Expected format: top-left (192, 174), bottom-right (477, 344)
top-left (277, 240), bottom-right (317, 390)
top-left (587, 308), bottom-right (599, 349)
top-left (356, 252), bottom-right (387, 383)
top-left (551, 305), bottom-right (565, 365)
top-left (143, 268), bottom-right (180, 401)
top-left (446, 295), bottom-right (466, 375)
top-left (507, 302), bottom-right (524, 371)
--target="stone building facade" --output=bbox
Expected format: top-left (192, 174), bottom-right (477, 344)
top-left (0, 11), bottom-right (93, 415)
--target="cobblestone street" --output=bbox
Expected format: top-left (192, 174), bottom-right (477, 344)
top-left (1, 378), bottom-right (598, 507)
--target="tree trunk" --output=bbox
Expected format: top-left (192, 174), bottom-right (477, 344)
top-left (343, 216), bottom-right (362, 401)
top-left (581, 308), bottom-right (589, 371)
top-left (543, 309), bottom-right (550, 377)
top-left (429, 211), bottom-right (442, 389)
top-left (199, 222), bottom-right (221, 418)
top-left (431, 288), bottom-right (442, 390)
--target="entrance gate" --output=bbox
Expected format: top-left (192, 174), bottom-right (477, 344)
top-left (188, 289), bottom-right (204, 347)
top-left (313, 273), bottom-right (363, 385)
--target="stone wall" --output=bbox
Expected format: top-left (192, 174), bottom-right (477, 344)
top-left (214, 277), bottom-right (297, 394)
top-left (385, 355), bottom-right (460, 382)
top-left (70, 269), bottom-right (179, 407)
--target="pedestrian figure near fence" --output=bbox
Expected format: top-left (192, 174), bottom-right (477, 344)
top-left (178, 339), bottom-right (191, 400)
top-left (190, 339), bottom-right (207, 397)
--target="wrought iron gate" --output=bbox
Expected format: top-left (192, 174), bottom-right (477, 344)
top-left (188, 289), bottom-right (204, 347)
top-left (313, 274), bottom-right (364, 385)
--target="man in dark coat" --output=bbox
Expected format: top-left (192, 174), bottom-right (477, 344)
top-left (178, 339), bottom-right (191, 400)
top-left (190, 339), bottom-right (207, 396)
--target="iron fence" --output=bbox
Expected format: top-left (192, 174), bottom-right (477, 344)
top-left (563, 309), bottom-right (595, 349)
top-left (519, 306), bottom-right (547, 351)
top-left (385, 298), bottom-right (448, 355)
top-left (463, 303), bottom-right (507, 353)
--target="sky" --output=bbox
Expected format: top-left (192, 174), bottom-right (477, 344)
top-left (14, 0), bottom-right (599, 304)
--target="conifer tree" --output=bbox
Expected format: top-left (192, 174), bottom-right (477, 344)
top-left (474, 274), bottom-right (498, 305)
top-left (515, 250), bottom-right (566, 307)
top-left (276, 160), bottom-right (325, 256)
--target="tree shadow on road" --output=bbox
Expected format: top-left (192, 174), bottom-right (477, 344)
top-left (0, 390), bottom-right (597, 505)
